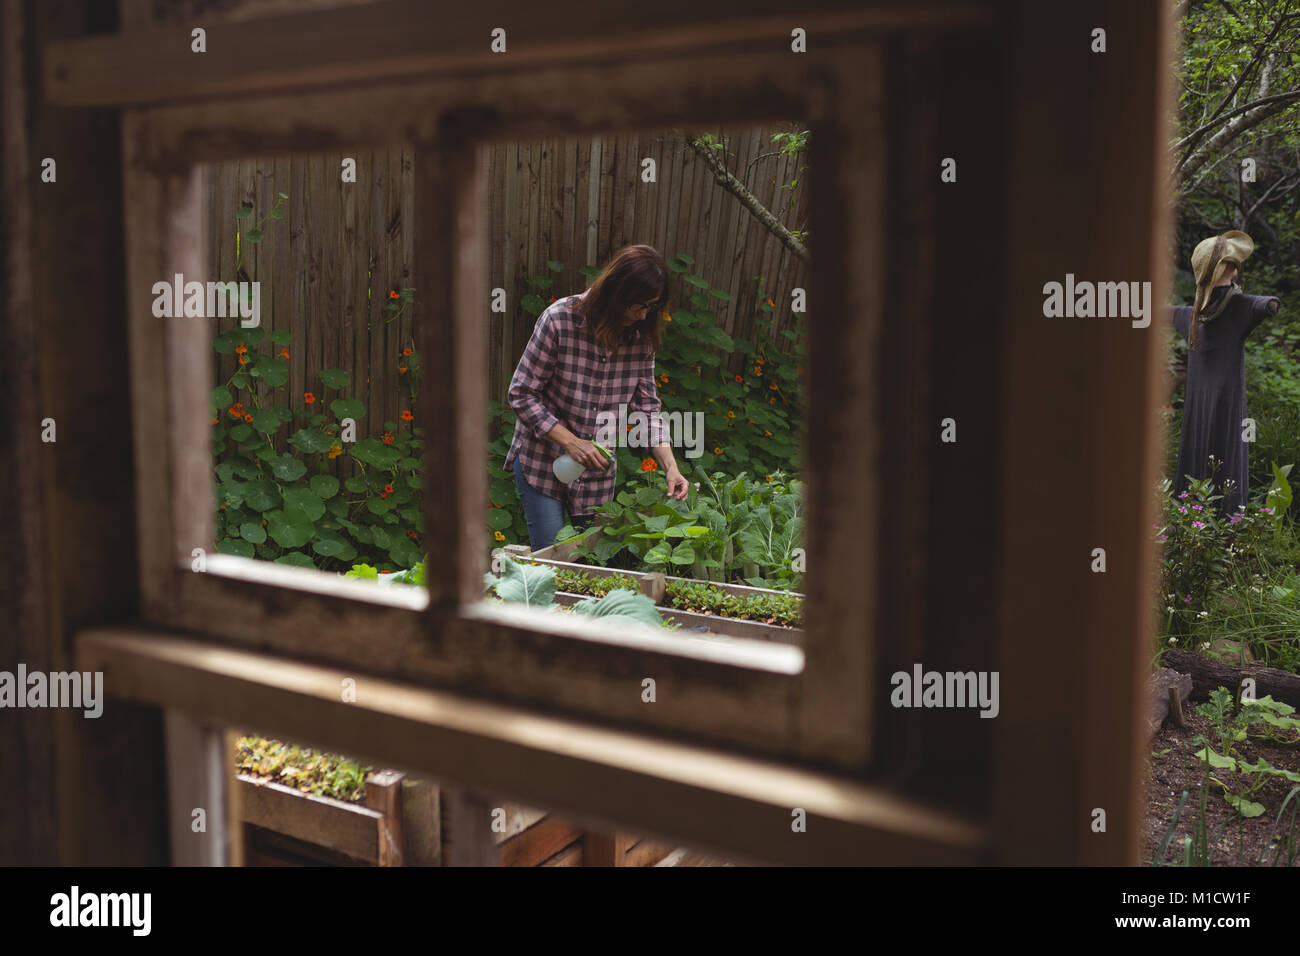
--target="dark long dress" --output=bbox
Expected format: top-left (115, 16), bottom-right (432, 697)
top-left (1169, 290), bottom-right (1280, 514)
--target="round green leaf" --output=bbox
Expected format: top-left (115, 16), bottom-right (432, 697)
top-left (366, 496), bottom-right (394, 516)
top-left (330, 397), bottom-right (365, 420)
top-left (250, 407), bottom-right (281, 434)
top-left (288, 428), bottom-right (332, 454)
top-left (313, 537), bottom-right (346, 557)
top-left (270, 329), bottom-right (292, 345)
top-left (242, 480), bottom-right (280, 512)
top-left (211, 386), bottom-right (233, 410)
top-left (217, 537), bottom-right (255, 558)
top-left (310, 475), bottom-right (340, 498)
top-left (275, 552), bottom-right (317, 568)
top-left (684, 274), bottom-right (709, 288)
top-left (229, 423), bottom-right (252, 442)
top-left (252, 356), bottom-right (288, 387)
top-left (269, 453), bottom-right (307, 482)
top-left (282, 487), bottom-right (325, 521)
top-left (319, 368), bottom-right (349, 389)
top-left (267, 509), bottom-right (314, 548)
top-left (344, 477), bottom-right (367, 494)
top-left (239, 522), bottom-right (267, 544)
top-left (488, 509), bottom-right (513, 531)
top-left (246, 228), bottom-right (263, 243)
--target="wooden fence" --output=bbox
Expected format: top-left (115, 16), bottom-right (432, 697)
top-left (207, 125), bottom-right (810, 426)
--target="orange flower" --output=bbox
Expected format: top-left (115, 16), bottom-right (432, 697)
top-left (765, 474), bottom-right (774, 482)
top-left (384, 483), bottom-right (395, 495)
top-left (227, 407), bottom-right (242, 419)
top-left (659, 373), bottom-right (669, 384)
top-left (663, 313), bottom-right (672, 323)
top-left (234, 342), bottom-right (248, 354)
top-left (243, 413), bottom-right (253, 423)
top-left (398, 366), bottom-right (408, 374)
top-left (279, 347), bottom-right (289, 359)
top-left (769, 383), bottom-right (778, 391)
top-left (380, 492), bottom-right (390, 499)
top-left (713, 446), bottom-right (722, 455)
top-left (747, 419), bottom-right (756, 424)
top-left (382, 432), bottom-right (395, 445)
top-left (726, 411), bottom-right (735, 420)
top-left (549, 297), bottom-right (556, 303)
top-left (766, 297), bottom-right (775, 308)
top-left (769, 397), bottom-right (776, 404)
top-left (753, 367), bottom-right (763, 376)
top-left (764, 430), bottom-right (772, 437)
top-left (238, 355), bottom-right (246, 365)
top-left (734, 375), bottom-right (744, 384)
top-left (304, 392), bottom-right (316, 403)
top-left (401, 410), bottom-right (414, 421)
top-left (640, 459), bottom-right (657, 472)
top-left (327, 444), bottom-right (343, 459)
top-left (755, 355), bottom-right (765, 365)
top-left (407, 530), bottom-right (419, 540)
top-left (389, 290), bottom-right (400, 300)
top-left (402, 348), bottom-right (413, 357)
top-left (220, 504), bottom-right (226, 510)
top-left (209, 418), bottom-right (219, 426)
top-left (493, 530), bottom-right (506, 541)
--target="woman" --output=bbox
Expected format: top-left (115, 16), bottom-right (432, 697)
top-left (505, 244), bottom-right (690, 551)
top-left (1168, 229), bottom-right (1281, 515)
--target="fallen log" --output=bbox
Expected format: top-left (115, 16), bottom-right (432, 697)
top-left (1163, 648), bottom-right (1300, 709)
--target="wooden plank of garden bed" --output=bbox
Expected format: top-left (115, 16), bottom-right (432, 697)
top-left (499, 818), bottom-right (583, 867)
top-left (621, 835), bottom-right (674, 868)
top-left (491, 803), bottom-right (551, 843)
top-left (549, 591), bottom-right (802, 645)
top-left (542, 843), bottom-right (584, 866)
top-left (366, 770), bottom-right (405, 867)
top-left (524, 550), bottom-right (804, 602)
top-left (237, 775), bottom-right (381, 863)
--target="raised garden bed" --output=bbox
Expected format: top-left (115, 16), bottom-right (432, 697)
top-left (512, 535), bottom-right (804, 644)
top-left (238, 769), bottom-right (679, 867)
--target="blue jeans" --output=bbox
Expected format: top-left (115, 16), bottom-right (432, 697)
top-left (513, 469), bottom-right (593, 551)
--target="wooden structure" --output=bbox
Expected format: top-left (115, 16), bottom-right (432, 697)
top-left (1, 0), bottom-right (1174, 867)
top-left (238, 772), bottom-right (675, 866)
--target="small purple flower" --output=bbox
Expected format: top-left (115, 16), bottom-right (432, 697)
top-left (1157, 535), bottom-right (1168, 541)
top-left (1178, 492), bottom-right (1189, 499)
top-left (1192, 505), bottom-right (1203, 511)
top-left (1184, 595), bottom-right (1192, 602)
top-left (1192, 521), bottom-right (1205, 528)
top-left (1178, 506), bottom-right (1189, 514)
top-left (1230, 515), bottom-right (1243, 523)
top-left (1261, 507), bottom-right (1273, 514)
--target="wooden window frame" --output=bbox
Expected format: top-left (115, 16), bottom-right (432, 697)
top-left (36, 0), bottom-right (1181, 865)
top-left (109, 24), bottom-right (928, 769)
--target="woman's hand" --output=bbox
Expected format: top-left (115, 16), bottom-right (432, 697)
top-left (565, 436), bottom-right (611, 471)
top-left (664, 467), bottom-right (689, 501)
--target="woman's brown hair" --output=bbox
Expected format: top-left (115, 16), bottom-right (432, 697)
top-left (578, 244), bottom-right (668, 353)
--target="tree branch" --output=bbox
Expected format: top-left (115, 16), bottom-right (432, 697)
top-left (1175, 88), bottom-right (1300, 182)
top-left (685, 131), bottom-right (809, 263)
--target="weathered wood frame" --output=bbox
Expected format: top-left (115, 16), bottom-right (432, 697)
top-left (14, 0), bottom-right (1174, 865)
top-left (111, 28), bottom-right (906, 769)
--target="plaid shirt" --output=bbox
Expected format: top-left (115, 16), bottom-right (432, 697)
top-left (505, 292), bottom-right (667, 514)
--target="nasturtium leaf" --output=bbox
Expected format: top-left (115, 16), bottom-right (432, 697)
top-left (269, 453), bottom-right (307, 482)
top-left (251, 356), bottom-right (288, 387)
top-left (229, 424), bottom-right (252, 442)
top-left (231, 457), bottom-right (260, 479)
top-left (325, 498), bottom-right (348, 518)
top-left (388, 538), bottom-right (421, 569)
top-left (212, 330), bottom-right (240, 354)
top-left (217, 537), bottom-right (255, 558)
top-left (579, 265), bottom-right (600, 277)
top-left (683, 274), bottom-right (709, 289)
top-left (242, 480), bottom-right (280, 512)
top-left (246, 228), bottom-right (263, 243)
top-left (370, 527), bottom-right (391, 548)
top-left (282, 487), bottom-right (325, 521)
top-left (521, 294), bottom-right (547, 316)
top-left (344, 477), bottom-right (367, 494)
top-left (710, 289), bottom-right (732, 301)
top-left (235, 205), bottom-right (253, 219)
top-left (250, 408), bottom-right (281, 434)
top-left (546, 260), bottom-right (565, 272)
top-left (366, 496), bottom-right (393, 515)
top-left (310, 475), bottom-right (340, 498)
top-left (488, 509), bottom-right (513, 531)
top-left (319, 368), bottom-right (349, 389)
top-left (275, 405), bottom-right (293, 421)
top-left (288, 428), bottom-right (332, 454)
top-left (275, 552), bottom-right (317, 568)
top-left (270, 329), bottom-right (291, 345)
top-left (211, 386), bottom-right (233, 410)
top-left (254, 445), bottom-right (277, 461)
top-left (231, 372), bottom-right (248, 390)
top-left (215, 462), bottom-right (236, 483)
top-left (350, 438), bottom-right (400, 469)
top-left (330, 397), bottom-right (365, 420)
top-left (240, 326), bottom-right (265, 347)
top-left (267, 509), bottom-right (314, 548)
top-left (239, 522), bottom-right (267, 544)
top-left (312, 535), bottom-right (346, 557)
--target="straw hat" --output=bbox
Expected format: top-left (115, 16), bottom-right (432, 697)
top-left (1191, 229), bottom-right (1254, 290)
